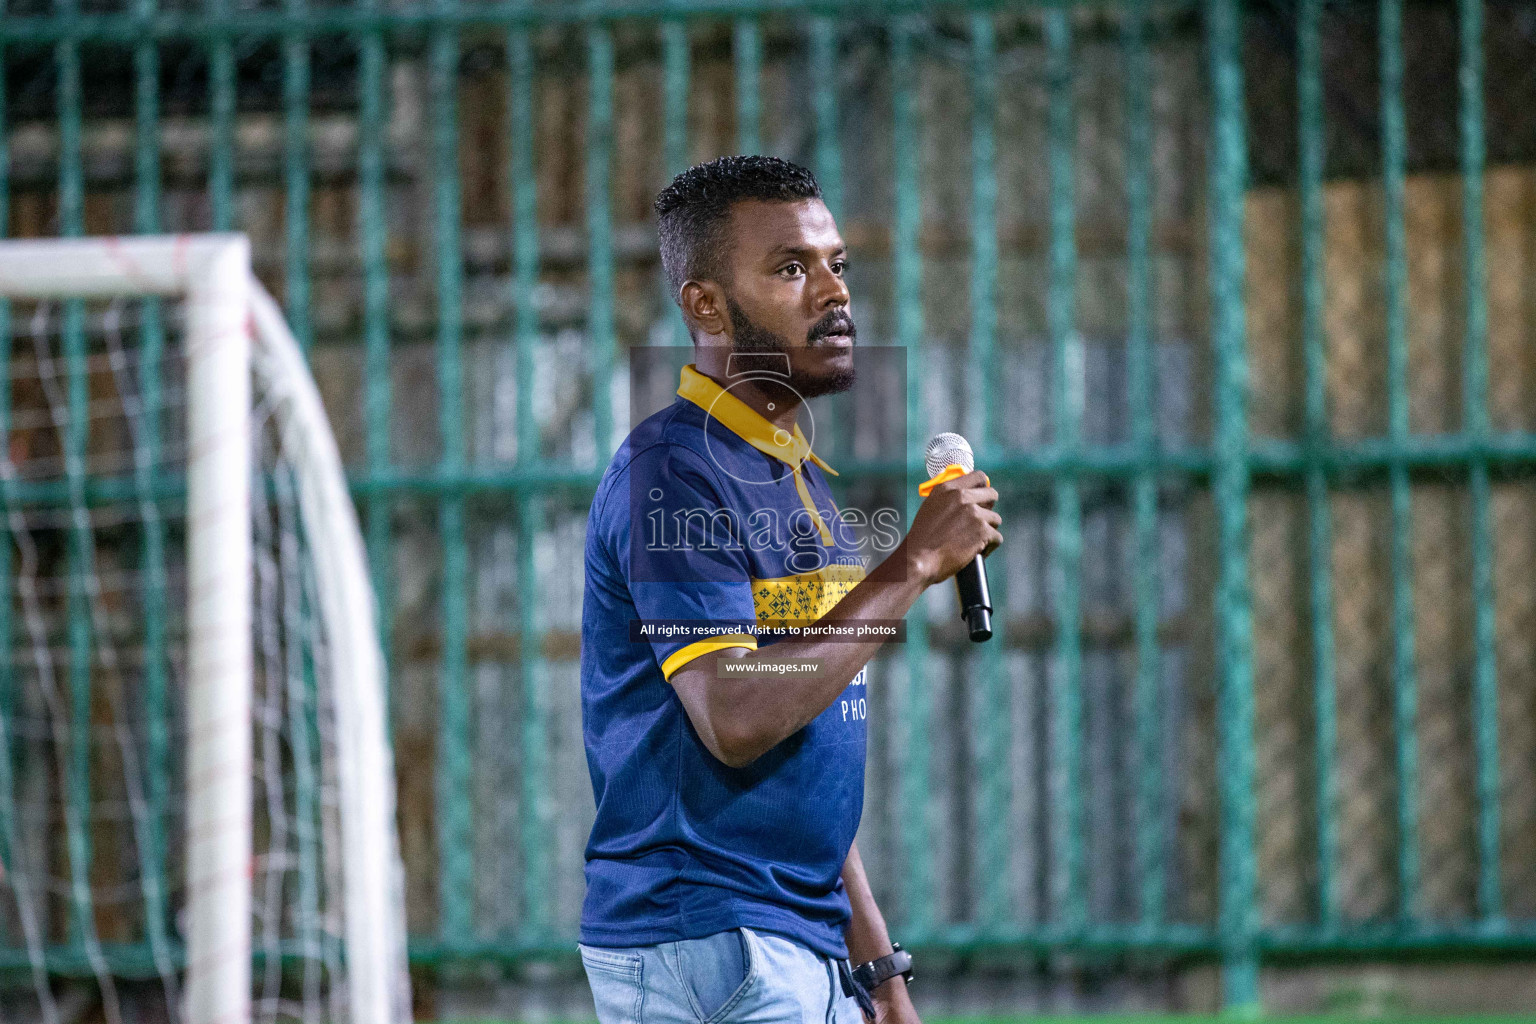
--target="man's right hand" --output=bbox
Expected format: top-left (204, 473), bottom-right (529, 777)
top-left (901, 470), bottom-right (1003, 587)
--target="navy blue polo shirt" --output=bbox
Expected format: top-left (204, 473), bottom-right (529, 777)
top-left (579, 363), bottom-right (869, 958)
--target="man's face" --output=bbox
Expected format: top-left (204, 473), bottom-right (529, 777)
top-left (719, 198), bottom-right (856, 399)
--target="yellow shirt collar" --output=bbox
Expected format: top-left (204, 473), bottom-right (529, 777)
top-left (676, 363), bottom-right (838, 477)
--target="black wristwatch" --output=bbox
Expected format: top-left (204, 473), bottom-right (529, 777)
top-left (850, 941), bottom-right (913, 992)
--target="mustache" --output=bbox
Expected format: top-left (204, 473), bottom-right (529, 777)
top-left (808, 312), bottom-right (857, 343)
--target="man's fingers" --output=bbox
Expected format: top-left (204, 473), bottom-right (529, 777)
top-left (963, 486), bottom-right (999, 508)
top-left (943, 470), bottom-right (989, 491)
top-left (982, 529), bottom-right (1004, 558)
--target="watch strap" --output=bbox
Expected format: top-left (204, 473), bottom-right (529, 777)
top-left (849, 942), bottom-right (913, 992)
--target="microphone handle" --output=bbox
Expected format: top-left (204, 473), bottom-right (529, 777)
top-left (954, 553), bottom-right (993, 642)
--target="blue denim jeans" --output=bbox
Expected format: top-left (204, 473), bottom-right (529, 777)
top-left (579, 926), bottom-right (867, 1024)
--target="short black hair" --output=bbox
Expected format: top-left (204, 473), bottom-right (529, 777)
top-left (654, 155), bottom-right (823, 306)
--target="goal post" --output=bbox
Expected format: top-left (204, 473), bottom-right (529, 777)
top-left (248, 280), bottom-right (402, 1024)
top-left (0, 234), bottom-right (409, 1024)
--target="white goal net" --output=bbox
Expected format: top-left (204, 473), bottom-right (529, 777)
top-left (0, 235), bottom-right (410, 1024)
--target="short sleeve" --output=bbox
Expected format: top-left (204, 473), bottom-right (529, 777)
top-left (605, 445), bottom-right (759, 680)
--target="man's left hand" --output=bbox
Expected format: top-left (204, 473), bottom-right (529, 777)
top-left (867, 981), bottom-right (920, 1024)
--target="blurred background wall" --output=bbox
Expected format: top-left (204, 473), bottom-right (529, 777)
top-left (4, 0), bottom-right (1536, 1016)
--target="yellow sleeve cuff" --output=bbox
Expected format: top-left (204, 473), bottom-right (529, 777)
top-left (660, 634), bottom-right (759, 681)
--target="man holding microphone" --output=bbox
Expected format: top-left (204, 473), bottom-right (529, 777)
top-left (579, 156), bottom-right (1002, 1024)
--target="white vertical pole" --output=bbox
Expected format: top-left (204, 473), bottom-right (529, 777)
top-left (184, 237), bottom-right (254, 1024)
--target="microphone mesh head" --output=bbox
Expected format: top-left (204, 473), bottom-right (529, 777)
top-left (925, 432), bottom-right (974, 477)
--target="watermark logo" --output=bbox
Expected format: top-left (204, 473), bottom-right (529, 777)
top-left (626, 346), bottom-right (910, 584)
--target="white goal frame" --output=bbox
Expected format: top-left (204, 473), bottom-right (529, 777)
top-left (0, 234), bottom-right (405, 1024)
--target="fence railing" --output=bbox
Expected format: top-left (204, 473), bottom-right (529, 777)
top-left (4, 0), bottom-right (1536, 1013)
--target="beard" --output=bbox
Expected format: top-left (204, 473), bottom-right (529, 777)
top-left (726, 297), bottom-right (857, 399)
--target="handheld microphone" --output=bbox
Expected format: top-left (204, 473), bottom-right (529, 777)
top-left (924, 432), bottom-right (993, 642)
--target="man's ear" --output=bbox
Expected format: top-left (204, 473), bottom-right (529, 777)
top-left (681, 280), bottom-right (729, 339)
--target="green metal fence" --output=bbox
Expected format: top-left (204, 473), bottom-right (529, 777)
top-left (4, 0), bottom-right (1536, 1014)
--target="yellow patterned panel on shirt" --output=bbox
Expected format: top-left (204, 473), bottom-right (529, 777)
top-left (752, 562), bottom-right (867, 626)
